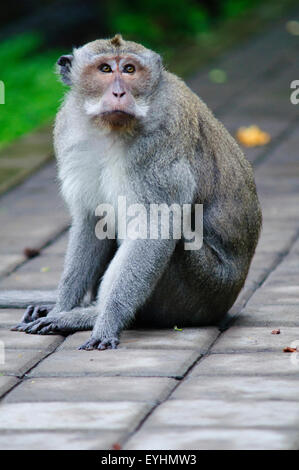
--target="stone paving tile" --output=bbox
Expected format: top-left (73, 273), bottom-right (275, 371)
top-left (0, 164), bottom-right (70, 256)
top-left (254, 226), bottom-right (299, 254)
top-left (0, 401), bottom-right (151, 431)
top-left (124, 428), bottom-right (299, 450)
top-left (0, 254), bottom-right (25, 277)
top-left (235, 304), bottom-right (299, 327)
top-left (0, 269), bottom-right (61, 290)
top-left (171, 376), bottom-right (299, 402)
top-left (0, 328), bottom-right (63, 350)
top-left (143, 399), bottom-right (299, 429)
top-left (211, 326), bottom-right (299, 353)
top-left (43, 232), bottom-right (69, 255)
top-left (10, 254), bottom-right (64, 274)
top-left (0, 430), bottom-right (124, 450)
top-left (0, 376), bottom-right (19, 398)
top-left (0, 309), bottom-right (25, 327)
top-left (0, 350), bottom-right (51, 377)
top-left (246, 284), bottom-right (299, 306)
top-left (28, 349), bottom-right (198, 378)
top-left (189, 352), bottom-right (299, 377)
top-left (189, 12), bottom-right (298, 113)
top-left (248, 251), bottom-right (280, 271)
top-left (5, 376), bottom-right (176, 404)
top-left (0, 290), bottom-right (56, 308)
top-left (60, 327), bottom-right (219, 352)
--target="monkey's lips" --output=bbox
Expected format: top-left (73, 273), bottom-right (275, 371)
top-left (100, 110), bottom-right (135, 128)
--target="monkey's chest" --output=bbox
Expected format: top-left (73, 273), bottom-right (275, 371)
top-left (60, 139), bottom-right (135, 216)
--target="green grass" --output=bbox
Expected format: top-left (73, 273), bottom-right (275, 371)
top-left (0, 33), bottom-right (65, 151)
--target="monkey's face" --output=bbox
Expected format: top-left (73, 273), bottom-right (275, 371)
top-left (81, 55), bottom-right (151, 130)
top-left (57, 36), bottom-right (162, 132)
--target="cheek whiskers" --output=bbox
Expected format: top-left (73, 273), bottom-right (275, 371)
top-left (84, 98), bottom-right (103, 117)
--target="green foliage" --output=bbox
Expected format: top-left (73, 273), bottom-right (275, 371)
top-left (0, 0), bottom-right (281, 150)
top-left (107, 0), bottom-right (209, 50)
top-left (0, 33), bottom-right (64, 150)
top-left (221, 0), bottom-right (259, 18)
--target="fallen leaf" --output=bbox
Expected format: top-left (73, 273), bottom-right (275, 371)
top-left (283, 346), bottom-right (297, 353)
top-left (174, 326), bottom-right (183, 331)
top-left (40, 267), bottom-right (50, 272)
top-left (286, 20), bottom-right (299, 35)
top-left (23, 247), bottom-right (40, 259)
top-left (209, 68), bottom-right (227, 84)
top-left (236, 125), bottom-right (270, 147)
top-left (112, 443), bottom-right (122, 450)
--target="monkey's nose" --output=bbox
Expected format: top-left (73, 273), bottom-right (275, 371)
top-left (112, 91), bottom-right (126, 98)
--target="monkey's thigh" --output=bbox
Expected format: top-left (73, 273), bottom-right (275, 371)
top-left (135, 245), bottom-right (236, 327)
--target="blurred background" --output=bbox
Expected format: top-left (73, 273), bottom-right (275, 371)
top-left (0, 0), bottom-right (297, 173)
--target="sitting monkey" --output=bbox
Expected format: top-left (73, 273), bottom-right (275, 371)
top-left (13, 34), bottom-right (262, 350)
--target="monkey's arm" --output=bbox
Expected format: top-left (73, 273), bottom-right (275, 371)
top-left (80, 238), bottom-right (177, 350)
top-left (54, 214), bottom-right (116, 313)
top-left (14, 214), bottom-right (115, 328)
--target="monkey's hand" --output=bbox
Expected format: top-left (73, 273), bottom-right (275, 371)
top-left (11, 304), bottom-right (54, 331)
top-left (78, 335), bottom-right (119, 351)
top-left (12, 313), bottom-right (75, 335)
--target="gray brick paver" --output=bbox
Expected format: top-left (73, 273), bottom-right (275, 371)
top-left (4, 376), bottom-right (176, 404)
top-left (0, 431), bottom-right (125, 450)
top-left (189, 352), bottom-right (299, 377)
top-left (0, 401), bottom-right (151, 431)
top-left (0, 350), bottom-right (54, 377)
top-left (60, 327), bottom-right (219, 352)
top-left (27, 349), bottom-right (199, 378)
top-left (171, 376), bottom-right (299, 402)
top-left (124, 428), bottom-right (299, 450)
top-left (141, 399), bottom-right (299, 429)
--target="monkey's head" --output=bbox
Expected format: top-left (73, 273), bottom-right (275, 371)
top-left (57, 34), bottom-right (163, 131)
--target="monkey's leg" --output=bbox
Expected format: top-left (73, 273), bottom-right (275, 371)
top-left (13, 215), bottom-right (115, 330)
top-left (79, 238), bottom-right (176, 351)
top-left (15, 306), bottom-right (98, 335)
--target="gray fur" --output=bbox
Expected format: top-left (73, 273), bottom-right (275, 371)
top-left (14, 36), bottom-right (262, 350)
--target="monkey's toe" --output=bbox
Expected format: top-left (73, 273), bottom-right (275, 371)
top-left (78, 338), bottom-right (100, 350)
top-left (78, 336), bottom-right (119, 350)
top-left (98, 337), bottom-right (119, 350)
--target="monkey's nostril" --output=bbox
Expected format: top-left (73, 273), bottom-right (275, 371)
top-left (113, 91), bottom-right (126, 98)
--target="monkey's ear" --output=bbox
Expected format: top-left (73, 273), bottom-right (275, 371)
top-left (57, 54), bottom-right (73, 85)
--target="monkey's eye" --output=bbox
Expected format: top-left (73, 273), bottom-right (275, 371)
top-left (123, 64), bottom-right (135, 74)
top-left (99, 64), bottom-right (112, 73)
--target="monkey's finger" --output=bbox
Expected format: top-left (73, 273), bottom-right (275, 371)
top-left (38, 325), bottom-right (56, 335)
top-left (24, 319), bottom-right (49, 334)
top-left (11, 322), bottom-right (28, 332)
top-left (31, 306), bottom-right (49, 321)
top-left (21, 305), bottom-right (35, 323)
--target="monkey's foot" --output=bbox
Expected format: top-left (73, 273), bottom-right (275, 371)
top-left (11, 304), bottom-right (51, 331)
top-left (13, 315), bottom-right (67, 335)
top-left (78, 336), bottom-right (119, 351)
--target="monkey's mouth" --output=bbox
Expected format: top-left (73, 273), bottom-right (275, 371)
top-left (100, 110), bottom-right (135, 128)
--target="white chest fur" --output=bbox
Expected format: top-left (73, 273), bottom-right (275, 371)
top-left (58, 126), bottom-right (130, 215)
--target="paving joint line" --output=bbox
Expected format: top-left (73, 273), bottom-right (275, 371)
top-left (0, 225), bottom-right (69, 283)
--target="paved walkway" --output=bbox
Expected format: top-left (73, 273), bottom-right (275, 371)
top-left (0, 11), bottom-right (299, 449)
